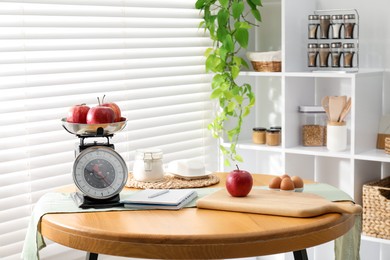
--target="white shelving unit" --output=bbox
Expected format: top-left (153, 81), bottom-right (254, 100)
top-left (221, 0), bottom-right (390, 259)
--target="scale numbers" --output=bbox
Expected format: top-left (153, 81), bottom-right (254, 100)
top-left (73, 146), bottom-right (128, 199)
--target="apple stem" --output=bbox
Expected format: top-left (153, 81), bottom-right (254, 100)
top-left (102, 94), bottom-right (106, 104)
top-left (97, 97), bottom-right (101, 106)
top-left (236, 164), bottom-right (240, 171)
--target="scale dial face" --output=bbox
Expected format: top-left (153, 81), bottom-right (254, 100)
top-left (73, 146), bottom-right (128, 199)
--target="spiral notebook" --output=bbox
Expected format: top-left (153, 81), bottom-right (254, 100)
top-left (121, 189), bottom-right (198, 210)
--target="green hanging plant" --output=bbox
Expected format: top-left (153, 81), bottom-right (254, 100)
top-left (195, 0), bottom-right (262, 166)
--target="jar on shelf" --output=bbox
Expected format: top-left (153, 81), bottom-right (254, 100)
top-left (252, 127), bottom-right (266, 144)
top-left (319, 15), bottom-right (331, 39)
top-left (308, 43), bottom-right (318, 67)
top-left (331, 42), bottom-right (342, 68)
top-left (344, 14), bottom-right (356, 39)
top-left (266, 128), bottom-right (281, 146)
top-left (331, 15), bottom-right (343, 39)
top-left (318, 43), bottom-right (330, 67)
top-left (299, 106), bottom-right (327, 146)
top-left (308, 15), bottom-right (319, 39)
top-left (343, 43), bottom-right (355, 68)
top-left (132, 148), bottom-right (164, 182)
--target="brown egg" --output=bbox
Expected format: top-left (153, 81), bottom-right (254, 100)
top-left (291, 176), bottom-right (304, 189)
top-left (280, 174), bottom-right (291, 179)
top-left (280, 177), bottom-right (295, 191)
top-left (268, 176), bottom-right (282, 189)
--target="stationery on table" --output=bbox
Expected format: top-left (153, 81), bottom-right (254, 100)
top-left (121, 189), bottom-right (198, 210)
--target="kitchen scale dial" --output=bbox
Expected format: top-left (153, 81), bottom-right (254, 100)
top-left (62, 118), bottom-right (128, 209)
top-left (73, 146), bottom-right (127, 200)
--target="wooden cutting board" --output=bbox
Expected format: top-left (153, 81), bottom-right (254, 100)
top-left (196, 189), bottom-right (362, 218)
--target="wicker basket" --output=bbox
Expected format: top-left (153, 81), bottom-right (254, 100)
top-left (251, 61), bottom-right (281, 72)
top-left (362, 177), bottom-right (390, 239)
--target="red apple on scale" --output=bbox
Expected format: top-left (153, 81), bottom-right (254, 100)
top-left (66, 104), bottom-right (90, 124)
top-left (101, 95), bottom-right (122, 122)
top-left (86, 97), bottom-right (115, 124)
top-left (226, 165), bottom-right (253, 197)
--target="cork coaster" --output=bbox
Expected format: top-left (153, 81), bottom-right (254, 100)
top-left (126, 173), bottom-right (220, 189)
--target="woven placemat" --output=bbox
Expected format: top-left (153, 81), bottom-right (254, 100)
top-left (126, 173), bottom-right (220, 189)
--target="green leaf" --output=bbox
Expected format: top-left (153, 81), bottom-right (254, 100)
top-left (232, 2), bottom-right (244, 19)
top-left (195, 0), bottom-right (205, 9)
top-left (210, 88), bottom-right (223, 99)
top-left (234, 95), bottom-right (244, 104)
top-left (251, 9), bottom-right (262, 22)
top-left (234, 28), bottom-right (248, 48)
top-left (219, 47), bottom-right (228, 62)
top-left (251, 0), bottom-right (262, 6)
top-left (241, 57), bottom-right (249, 68)
top-left (204, 47), bottom-right (213, 57)
top-left (218, 0), bottom-right (229, 9)
top-left (234, 154), bottom-right (244, 162)
top-left (217, 27), bottom-right (228, 44)
top-left (223, 34), bottom-right (234, 52)
top-left (234, 21), bottom-right (251, 30)
top-left (217, 9), bottom-right (229, 27)
top-left (231, 65), bottom-right (240, 79)
top-left (227, 101), bottom-right (236, 112)
top-left (223, 90), bottom-right (234, 99)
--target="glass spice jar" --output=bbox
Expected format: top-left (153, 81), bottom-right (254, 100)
top-left (252, 127), bottom-right (266, 144)
top-left (308, 43), bottom-right (318, 67)
top-left (319, 15), bottom-right (331, 39)
top-left (331, 15), bottom-right (343, 39)
top-left (331, 42), bottom-right (342, 68)
top-left (344, 14), bottom-right (356, 39)
top-left (266, 129), bottom-right (281, 146)
top-left (343, 43), bottom-right (355, 68)
top-left (308, 15), bottom-right (319, 39)
top-left (318, 43), bottom-right (330, 67)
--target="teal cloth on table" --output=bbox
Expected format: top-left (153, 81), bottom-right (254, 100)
top-left (22, 184), bottom-right (361, 260)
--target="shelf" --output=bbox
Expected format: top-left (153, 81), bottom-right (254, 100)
top-left (239, 69), bottom-right (383, 78)
top-left (355, 149), bottom-right (390, 162)
top-left (286, 146), bottom-right (352, 159)
top-left (222, 141), bottom-right (283, 153)
top-left (361, 235), bottom-right (390, 245)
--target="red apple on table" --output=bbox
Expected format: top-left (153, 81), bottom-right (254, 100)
top-left (86, 97), bottom-right (115, 124)
top-left (101, 95), bottom-right (122, 122)
top-left (66, 104), bottom-right (90, 124)
top-left (226, 165), bottom-right (253, 197)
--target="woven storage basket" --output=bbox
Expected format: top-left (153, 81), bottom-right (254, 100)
top-left (362, 176), bottom-right (390, 239)
top-left (251, 61), bottom-right (281, 72)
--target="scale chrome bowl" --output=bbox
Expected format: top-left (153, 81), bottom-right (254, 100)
top-left (61, 117), bottom-right (127, 136)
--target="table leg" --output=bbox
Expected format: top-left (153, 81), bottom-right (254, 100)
top-left (86, 252), bottom-right (98, 260)
top-left (293, 249), bottom-right (308, 260)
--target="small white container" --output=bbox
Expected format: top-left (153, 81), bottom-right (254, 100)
top-left (132, 148), bottom-right (164, 182)
top-left (326, 121), bottom-right (347, 152)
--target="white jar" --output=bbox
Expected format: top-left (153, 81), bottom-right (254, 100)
top-left (326, 121), bottom-right (347, 152)
top-left (132, 149), bottom-right (164, 182)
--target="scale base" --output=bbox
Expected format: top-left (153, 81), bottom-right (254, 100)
top-left (71, 192), bottom-right (123, 209)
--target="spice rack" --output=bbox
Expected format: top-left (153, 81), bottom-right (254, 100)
top-left (308, 9), bottom-right (359, 72)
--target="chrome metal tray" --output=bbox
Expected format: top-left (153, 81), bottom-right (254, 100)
top-left (61, 117), bottom-right (127, 136)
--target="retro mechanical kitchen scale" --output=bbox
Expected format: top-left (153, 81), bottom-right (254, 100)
top-left (62, 118), bottom-right (128, 209)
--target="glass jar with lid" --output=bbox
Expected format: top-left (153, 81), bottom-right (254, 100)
top-left (344, 14), bottom-right (356, 39)
top-left (299, 106), bottom-right (327, 146)
top-left (133, 148), bottom-right (164, 182)
top-left (252, 127), bottom-right (266, 144)
top-left (308, 15), bottom-right (319, 39)
top-left (343, 43), bottom-right (355, 68)
top-left (266, 129), bottom-right (281, 146)
top-left (331, 42), bottom-right (342, 68)
top-left (331, 15), bottom-right (343, 39)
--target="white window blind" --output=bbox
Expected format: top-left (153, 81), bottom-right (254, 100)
top-left (0, 0), bottom-right (215, 259)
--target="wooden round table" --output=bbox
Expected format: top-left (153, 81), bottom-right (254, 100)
top-left (40, 173), bottom-right (356, 259)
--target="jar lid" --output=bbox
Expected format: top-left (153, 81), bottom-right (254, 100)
top-left (331, 42), bottom-right (342, 48)
top-left (343, 43), bottom-right (355, 48)
top-left (308, 15), bottom-right (319, 20)
top-left (270, 126), bottom-right (281, 130)
top-left (253, 127), bottom-right (266, 132)
top-left (266, 129), bottom-right (280, 133)
top-left (319, 43), bottom-right (330, 48)
top-left (332, 14), bottom-right (343, 20)
top-left (344, 14), bottom-right (355, 19)
top-left (319, 15), bottom-right (330, 19)
top-left (135, 148), bottom-right (163, 160)
top-left (308, 43), bottom-right (318, 48)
